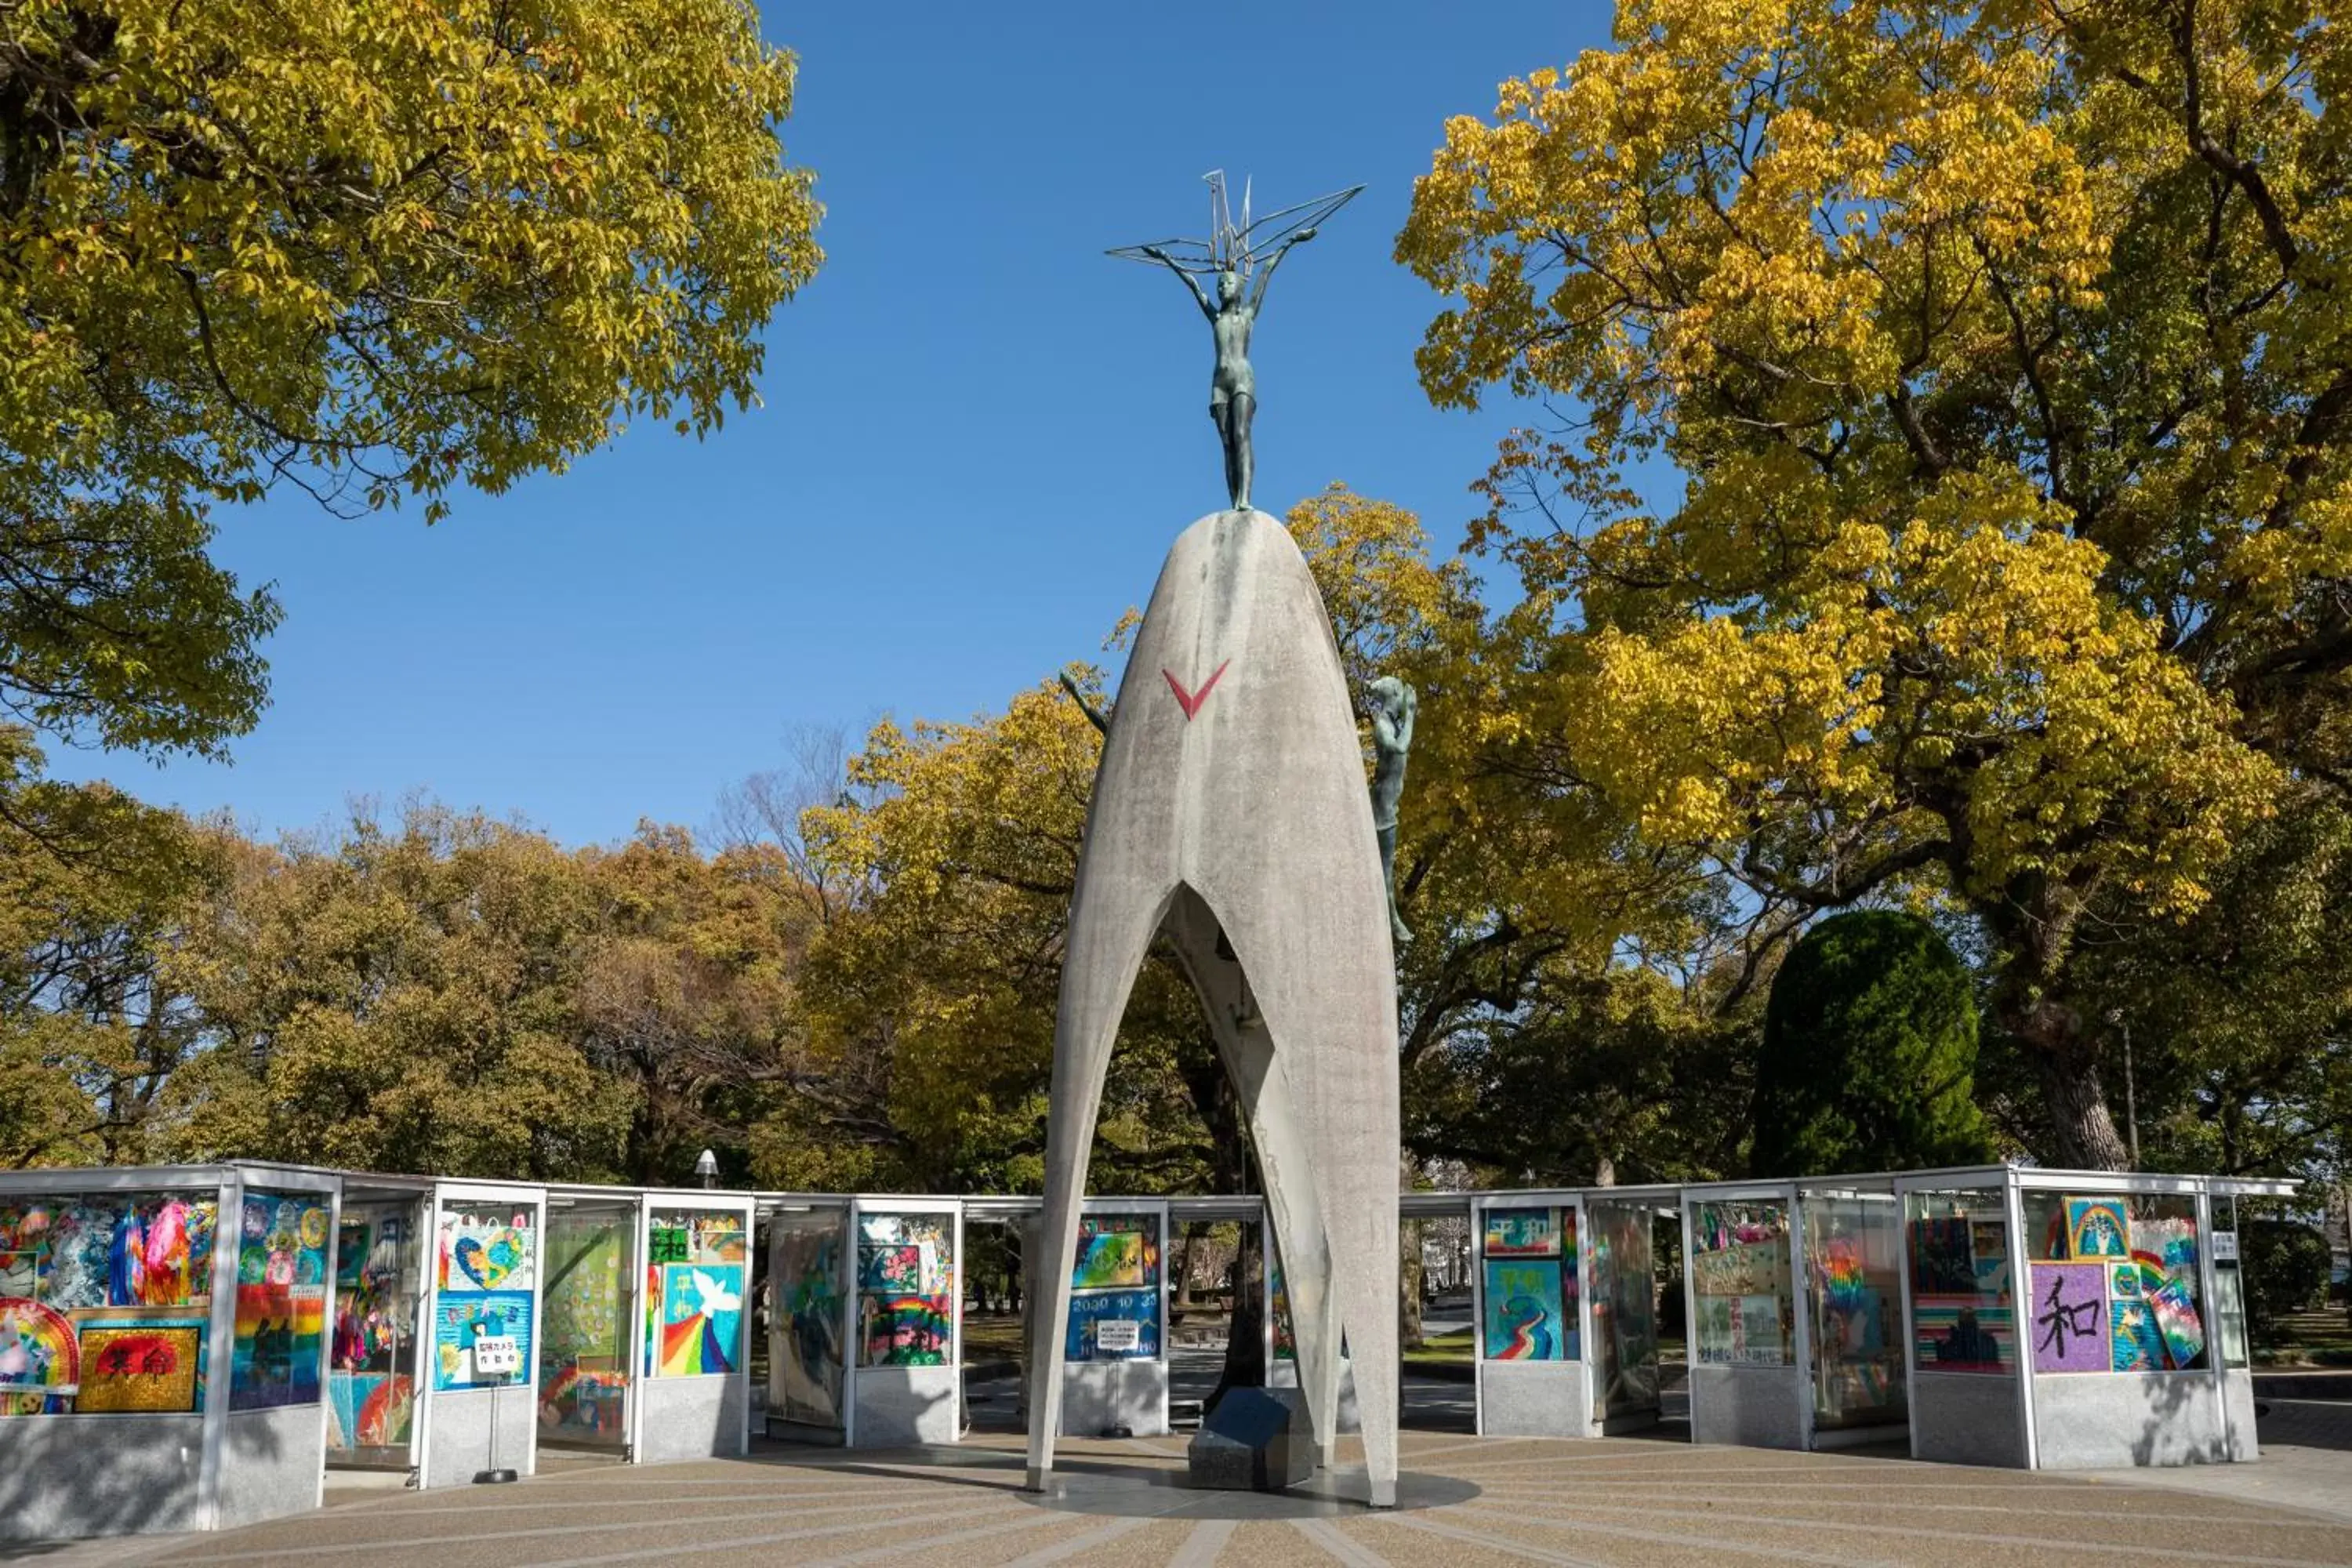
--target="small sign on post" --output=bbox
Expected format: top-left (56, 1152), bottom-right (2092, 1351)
top-left (1094, 1319), bottom-right (1142, 1356)
top-left (472, 1334), bottom-right (521, 1379)
top-left (2212, 1232), bottom-right (2239, 1263)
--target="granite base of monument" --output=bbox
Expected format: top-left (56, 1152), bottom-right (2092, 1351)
top-left (1188, 1388), bottom-right (1315, 1493)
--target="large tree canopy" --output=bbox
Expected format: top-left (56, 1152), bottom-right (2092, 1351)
top-left (1, 0), bottom-right (821, 760)
top-left (1398, 0), bottom-right (2349, 1165)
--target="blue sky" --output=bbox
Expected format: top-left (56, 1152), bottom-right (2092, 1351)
top-left (53, 2), bottom-right (1610, 848)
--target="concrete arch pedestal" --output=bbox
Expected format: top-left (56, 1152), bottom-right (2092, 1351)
top-left (1022, 508), bottom-right (1401, 1508)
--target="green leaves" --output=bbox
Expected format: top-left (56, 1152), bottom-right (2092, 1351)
top-left (0, 0), bottom-right (821, 762)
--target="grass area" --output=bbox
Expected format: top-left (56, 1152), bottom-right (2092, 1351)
top-left (2258, 1307), bottom-right (2352, 1368)
top-left (961, 1313), bottom-right (1025, 1362)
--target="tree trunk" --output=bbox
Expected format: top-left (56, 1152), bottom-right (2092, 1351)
top-left (2037, 1045), bottom-right (2131, 1171)
top-left (1397, 1150), bottom-right (1424, 1348)
top-left (1399, 1218), bottom-right (1425, 1349)
top-left (1175, 1018), bottom-right (1267, 1407)
top-left (1207, 1229), bottom-right (1266, 1414)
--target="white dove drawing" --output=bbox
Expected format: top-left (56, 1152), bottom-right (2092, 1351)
top-left (688, 1269), bottom-right (741, 1316)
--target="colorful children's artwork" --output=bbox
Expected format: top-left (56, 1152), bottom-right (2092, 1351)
top-left (2109, 1261), bottom-right (2142, 1301)
top-left (1817, 1285), bottom-right (1885, 1361)
top-left (2131, 1214), bottom-right (2199, 1276)
top-left (858, 1294), bottom-right (951, 1367)
top-left (1483, 1208), bottom-right (1565, 1258)
top-left (648, 1212), bottom-right (748, 1269)
top-left (1691, 1241), bottom-right (1788, 1299)
top-left (1733, 1294), bottom-right (1787, 1366)
top-left (1908, 1217), bottom-right (1979, 1294)
top-left (1064, 1287), bottom-right (1162, 1360)
top-left (1693, 1202), bottom-right (1784, 1252)
top-left (1694, 1295), bottom-right (1736, 1365)
top-left (1912, 1295), bottom-right (2010, 1372)
top-left (331, 1211), bottom-right (412, 1377)
top-left (441, 1211), bottom-right (535, 1294)
top-left (775, 1218), bottom-right (844, 1428)
top-left (2065, 1198), bottom-right (2130, 1260)
top-left (537, 1366), bottom-right (626, 1439)
top-left (1813, 1233), bottom-right (1868, 1313)
top-left (328, 1371), bottom-right (413, 1447)
top-left (653, 1262), bottom-right (744, 1377)
top-left (853, 1213), bottom-right (953, 1369)
top-left (857, 1214), bottom-right (955, 1295)
top-left (1072, 1229), bottom-right (1144, 1288)
top-left (2147, 1276), bottom-right (2206, 1369)
top-left (859, 1243), bottom-right (923, 1294)
top-left (2031, 1262), bottom-right (2109, 1372)
top-left (1072, 1216), bottom-right (1158, 1290)
top-left (0, 1298), bottom-right (80, 1393)
top-left (0, 1196), bottom-right (219, 1312)
top-left (1969, 1221), bottom-right (2010, 1291)
top-left (74, 1321), bottom-right (204, 1413)
top-left (335, 1222), bottom-right (370, 1290)
top-left (1484, 1258), bottom-right (1569, 1361)
top-left (2111, 1300), bottom-right (2164, 1372)
top-left (542, 1219), bottom-right (625, 1367)
top-left (230, 1283), bottom-right (325, 1408)
top-left (233, 1196), bottom-right (330, 1290)
top-left (433, 1289), bottom-right (533, 1391)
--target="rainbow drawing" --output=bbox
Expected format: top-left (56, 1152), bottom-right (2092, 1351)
top-left (2066, 1198), bottom-right (2129, 1260)
top-left (655, 1263), bottom-right (743, 1377)
top-left (0, 1298), bottom-right (79, 1395)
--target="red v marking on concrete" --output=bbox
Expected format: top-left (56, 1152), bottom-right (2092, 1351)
top-left (1162, 660), bottom-right (1231, 721)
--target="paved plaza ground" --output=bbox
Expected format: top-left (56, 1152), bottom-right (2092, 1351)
top-left (20, 1413), bottom-right (2352, 1568)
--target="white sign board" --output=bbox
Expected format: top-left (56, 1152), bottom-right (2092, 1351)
top-left (1093, 1319), bottom-right (1142, 1355)
top-left (2212, 1231), bottom-right (2239, 1263)
top-left (472, 1334), bottom-right (522, 1377)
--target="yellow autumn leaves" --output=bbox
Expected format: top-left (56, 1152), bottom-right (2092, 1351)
top-left (1394, 0), bottom-right (2325, 935)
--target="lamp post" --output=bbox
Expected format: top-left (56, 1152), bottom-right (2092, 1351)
top-left (694, 1148), bottom-right (718, 1190)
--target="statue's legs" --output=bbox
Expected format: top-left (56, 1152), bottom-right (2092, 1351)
top-left (1376, 822), bottom-right (1408, 941)
top-left (1225, 393), bottom-right (1254, 512)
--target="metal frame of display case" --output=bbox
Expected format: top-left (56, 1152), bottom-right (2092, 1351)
top-left (1469, 1189), bottom-right (1589, 1439)
top-left (1679, 1179), bottom-right (1810, 1450)
top-left (1788, 1174), bottom-right (1907, 1450)
top-left (322, 1174), bottom-right (432, 1476)
top-left (0, 1159), bottom-right (2307, 1544)
top-left (1577, 1185), bottom-right (1680, 1434)
top-left (413, 1178), bottom-right (547, 1490)
top-left (757, 1195), bottom-right (854, 1445)
top-left (0, 1162), bottom-right (352, 1538)
top-left (1056, 1196), bottom-right (1174, 1439)
top-left (843, 1195), bottom-right (964, 1449)
top-left (630, 1189), bottom-right (757, 1461)
top-left (1879, 1165), bottom-right (2296, 1470)
top-left (535, 1185), bottom-right (645, 1459)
